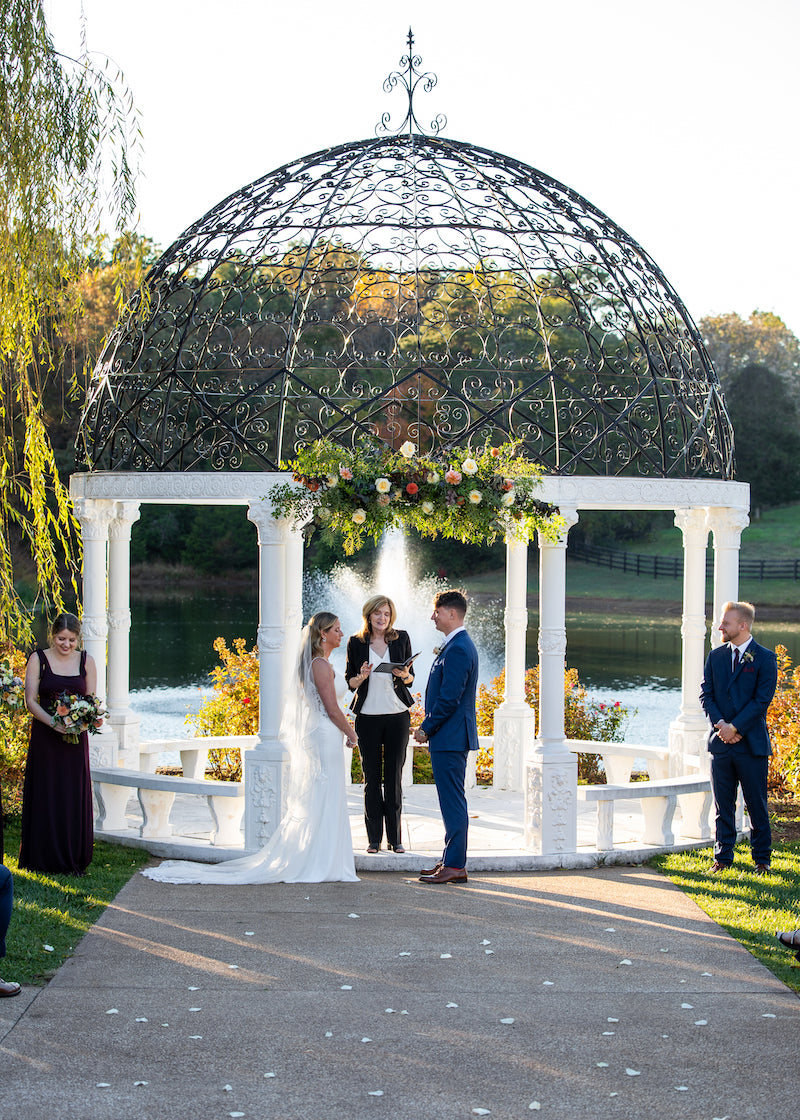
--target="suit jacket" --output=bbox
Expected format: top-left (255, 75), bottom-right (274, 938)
top-left (345, 631), bottom-right (415, 715)
top-left (700, 638), bottom-right (778, 756)
top-left (421, 630), bottom-right (479, 752)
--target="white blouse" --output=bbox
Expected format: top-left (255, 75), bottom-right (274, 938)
top-left (360, 646), bottom-right (408, 716)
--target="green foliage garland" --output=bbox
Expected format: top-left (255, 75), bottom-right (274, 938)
top-left (269, 438), bottom-right (562, 553)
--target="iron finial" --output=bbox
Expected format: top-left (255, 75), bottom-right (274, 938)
top-left (375, 28), bottom-right (447, 138)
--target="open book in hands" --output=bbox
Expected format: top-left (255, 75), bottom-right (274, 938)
top-left (371, 652), bottom-right (422, 674)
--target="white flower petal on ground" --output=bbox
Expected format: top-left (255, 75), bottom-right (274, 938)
top-left (694, 1020), bottom-right (708, 1026)
top-left (400, 1010), bottom-right (409, 1015)
top-left (681, 1003), bottom-right (693, 1009)
top-left (607, 1018), bottom-right (619, 1022)
top-left (625, 1069), bottom-right (641, 1076)
top-left (675, 1086), bottom-right (689, 1091)
top-left (361, 1037), bottom-right (372, 1043)
top-left (398, 951), bottom-right (411, 956)
top-left (188, 986), bottom-right (200, 991)
top-left (602, 1032), bottom-right (615, 1036)
top-left (368, 1090), bottom-right (384, 1096)
top-left (702, 972), bottom-right (713, 977)
top-left (43, 944), bottom-right (54, 952)
top-left (481, 939), bottom-right (491, 945)
top-left (385, 1008), bottom-right (395, 1013)
top-left (228, 965), bottom-right (239, 970)
top-left (188, 1036), bottom-right (203, 1040)
top-left (224, 1084), bottom-right (233, 1091)
top-left (619, 959), bottom-right (632, 966)
top-left (609, 1093), bottom-right (618, 1097)
top-left (348, 913), bottom-right (359, 918)
top-left (529, 1104), bottom-right (541, 1111)
top-left (189, 1007), bottom-right (202, 1012)
top-left (472, 1110), bottom-right (491, 1116)
top-left (135, 1017), bottom-right (148, 1022)
top-left (596, 1062), bottom-right (609, 1068)
top-left (340, 985), bottom-right (352, 990)
top-left (105, 1009), bottom-right (119, 1015)
top-left (96, 1083), bottom-right (111, 1088)
top-left (659, 948), bottom-right (669, 953)
top-left (440, 953), bottom-right (452, 959)
top-left (134, 1081), bottom-right (149, 1086)
top-left (762, 1013), bottom-right (777, 1018)
top-left (500, 1018), bottom-right (515, 1024)
top-left (161, 1023), bottom-right (169, 1027)
top-left (485, 949), bottom-right (494, 955)
top-left (603, 928), bottom-right (615, 933)
top-left (542, 981), bottom-right (554, 986)
top-left (245, 932), bottom-right (254, 936)
top-left (230, 1113), bottom-right (245, 1118)
top-left (325, 1031), bottom-right (333, 1037)
top-left (446, 1002), bottom-right (458, 1008)
top-left (264, 1072), bottom-right (276, 1078)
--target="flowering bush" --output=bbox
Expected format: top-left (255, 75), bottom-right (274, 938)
top-left (475, 665), bottom-right (633, 784)
top-left (269, 437), bottom-right (562, 554)
top-left (0, 646), bottom-right (30, 817)
top-left (768, 644), bottom-right (800, 796)
top-left (190, 637), bottom-right (259, 781)
top-left (0, 660), bottom-right (25, 712)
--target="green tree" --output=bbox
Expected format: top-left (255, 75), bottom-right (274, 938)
top-left (725, 363), bottom-right (800, 509)
top-left (699, 310), bottom-right (800, 389)
top-left (0, 0), bottom-right (139, 646)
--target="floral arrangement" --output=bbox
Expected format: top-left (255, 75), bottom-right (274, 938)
top-left (52, 692), bottom-right (107, 744)
top-left (269, 437), bottom-right (562, 554)
top-left (0, 660), bottom-right (25, 712)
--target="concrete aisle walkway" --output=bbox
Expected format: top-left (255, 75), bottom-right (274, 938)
top-left (1, 866), bottom-right (798, 1120)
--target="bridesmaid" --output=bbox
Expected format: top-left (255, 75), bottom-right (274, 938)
top-left (346, 595), bottom-right (415, 854)
top-left (20, 613), bottom-right (97, 876)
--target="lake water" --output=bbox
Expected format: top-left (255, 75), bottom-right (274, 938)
top-left (129, 582), bottom-right (800, 749)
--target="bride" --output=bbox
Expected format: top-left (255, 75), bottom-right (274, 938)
top-left (142, 612), bottom-right (359, 884)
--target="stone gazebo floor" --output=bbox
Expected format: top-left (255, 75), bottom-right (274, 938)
top-left (94, 784), bottom-right (714, 871)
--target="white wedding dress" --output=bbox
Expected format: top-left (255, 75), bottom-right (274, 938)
top-left (142, 654), bottom-right (358, 884)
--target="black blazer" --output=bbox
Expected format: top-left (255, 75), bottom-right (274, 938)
top-left (345, 631), bottom-right (415, 714)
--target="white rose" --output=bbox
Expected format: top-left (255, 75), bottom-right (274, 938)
top-left (468, 490), bottom-right (482, 504)
top-left (421, 500), bottom-right (434, 514)
top-left (399, 441), bottom-right (416, 459)
top-left (501, 491), bottom-right (515, 507)
top-left (375, 477), bottom-right (391, 493)
top-left (352, 509), bottom-right (367, 524)
top-left (462, 458), bottom-right (479, 476)
top-left (427, 470), bottom-right (440, 484)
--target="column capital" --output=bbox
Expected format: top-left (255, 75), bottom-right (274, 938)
top-left (674, 506), bottom-right (708, 542)
top-left (538, 507), bottom-right (578, 549)
top-left (108, 501), bottom-right (141, 541)
top-left (706, 506), bottom-right (750, 545)
top-left (72, 497), bottom-right (116, 540)
top-left (247, 500), bottom-right (291, 544)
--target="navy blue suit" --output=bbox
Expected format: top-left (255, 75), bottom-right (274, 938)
top-left (700, 639), bottom-right (778, 865)
top-left (420, 630), bottom-right (479, 869)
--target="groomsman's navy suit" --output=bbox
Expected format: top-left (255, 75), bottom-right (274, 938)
top-left (420, 630), bottom-right (479, 869)
top-left (700, 639), bottom-right (778, 866)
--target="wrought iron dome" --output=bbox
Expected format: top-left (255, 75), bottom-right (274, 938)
top-left (80, 37), bottom-right (733, 479)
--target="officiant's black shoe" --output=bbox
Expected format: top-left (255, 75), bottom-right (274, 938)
top-left (420, 861), bottom-right (443, 877)
top-left (419, 866), bottom-right (467, 884)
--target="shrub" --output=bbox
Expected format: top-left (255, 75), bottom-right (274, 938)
top-left (0, 646), bottom-right (32, 818)
top-left (189, 637), bottom-right (259, 780)
top-left (767, 644), bottom-right (800, 795)
top-left (475, 665), bottom-right (633, 784)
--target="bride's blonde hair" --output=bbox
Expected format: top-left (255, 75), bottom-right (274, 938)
top-left (298, 612), bottom-right (338, 682)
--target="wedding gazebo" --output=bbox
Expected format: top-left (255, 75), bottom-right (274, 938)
top-left (71, 36), bottom-right (749, 860)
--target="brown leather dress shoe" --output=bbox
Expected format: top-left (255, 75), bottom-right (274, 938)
top-left (754, 864), bottom-right (771, 875)
top-left (710, 860), bottom-right (732, 873)
top-left (419, 866), bottom-right (467, 884)
top-left (420, 861), bottom-right (444, 877)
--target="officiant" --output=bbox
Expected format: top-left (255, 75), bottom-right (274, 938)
top-left (346, 595), bottom-right (416, 854)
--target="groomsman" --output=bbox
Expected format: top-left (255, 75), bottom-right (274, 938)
top-left (700, 601), bottom-right (778, 874)
top-left (414, 590), bottom-right (479, 884)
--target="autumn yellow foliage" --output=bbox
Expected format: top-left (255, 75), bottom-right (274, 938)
top-left (190, 637), bottom-right (259, 781)
top-left (768, 645), bottom-right (800, 795)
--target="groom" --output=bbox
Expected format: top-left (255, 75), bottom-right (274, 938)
top-left (414, 590), bottom-right (479, 884)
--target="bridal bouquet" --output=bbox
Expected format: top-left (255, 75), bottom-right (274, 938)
top-left (52, 692), bottom-right (107, 744)
top-left (0, 660), bottom-right (25, 712)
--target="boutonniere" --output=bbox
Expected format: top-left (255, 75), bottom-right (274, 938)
top-left (433, 645), bottom-right (443, 656)
top-left (742, 650), bottom-right (754, 664)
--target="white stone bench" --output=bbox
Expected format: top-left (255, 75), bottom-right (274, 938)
top-left (577, 774), bottom-right (712, 849)
top-left (566, 739), bottom-right (670, 784)
top-left (91, 765), bottom-right (245, 846)
top-left (137, 736), bottom-right (257, 778)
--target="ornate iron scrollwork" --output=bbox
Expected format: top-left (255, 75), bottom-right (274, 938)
top-left (80, 39), bottom-right (732, 480)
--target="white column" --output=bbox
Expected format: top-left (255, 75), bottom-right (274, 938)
top-left (492, 532), bottom-right (535, 790)
top-left (707, 507), bottom-right (750, 648)
top-left (668, 507), bottom-right (710, 776)
top-left (283, 526), bottom-right (305, 687)
top-left (525, 509), bottom-right (579, 855)
top-left (245, 503), bottom-right (291, 849)
top-left (72, 497), bottom-right (117, 766)
top-left (107, 501), bottom-right (141, 765)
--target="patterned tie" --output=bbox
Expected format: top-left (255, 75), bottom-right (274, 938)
top-left (733, 647), bottom-right (740, 670)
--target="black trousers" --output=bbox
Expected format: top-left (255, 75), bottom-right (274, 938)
top-left (355, 710), bottom-right (410, 849)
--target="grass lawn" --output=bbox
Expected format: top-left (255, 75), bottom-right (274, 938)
top-left (2, 821), bottom-right (150, 986)
top-left (651, 800), bottom-right (800, 993)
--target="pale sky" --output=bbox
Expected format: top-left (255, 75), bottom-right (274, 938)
top-left (47, 0), bottom-right (800, 336)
